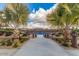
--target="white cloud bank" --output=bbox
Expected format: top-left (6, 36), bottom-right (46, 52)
top-left (27, 4), bottom-right (58, 29)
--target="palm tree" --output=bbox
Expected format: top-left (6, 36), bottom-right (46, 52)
top-left (60, 3), bottom-right (79, 29)
top-left (47, 3), bottom-right (79, 43)
top-left (4, 3), bottom-right (29, 29)
top-left (0, 11), bottom-right (5, 28)
top-left (3, 8), bottom-right (12, 27)
top-left (47, 9), bottom-right (63, 29)
top-left (47, 3), bottom-right (79, 30)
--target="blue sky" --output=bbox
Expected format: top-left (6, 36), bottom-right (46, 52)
top-left (0, 3), bottom-right (6, 11)
top-left (0, 3), bottom-right (55, 12)
top-left (27, 3), bottom-right (55, 12)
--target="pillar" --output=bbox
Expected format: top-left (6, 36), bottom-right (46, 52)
top-left (44, 33), bottom-right (49, 38)
top-left (32, 33), bottom-right (37, 38)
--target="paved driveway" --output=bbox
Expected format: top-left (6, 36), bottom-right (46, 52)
top-left (14, 35), bottom-right (69, 56)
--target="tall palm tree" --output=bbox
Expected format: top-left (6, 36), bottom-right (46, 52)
top-left (47, 3), bottom-right (79, 29)
top-left (4, 3), bottom-right (29, 29)
top-left (47, 3), bottom-right (79, 41)
top-left (60, 3), bottom-right (79, 29)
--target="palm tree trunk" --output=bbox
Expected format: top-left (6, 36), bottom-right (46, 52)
top-left (63, 25), bottom-right (70, 44)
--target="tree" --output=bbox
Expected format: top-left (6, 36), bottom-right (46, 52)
top-left (4, 3), bottom-right (29, 29)
top-left (47, 3), bottom-right (79, 30)
top-left (47, 3), bottom-right (79, 45)
top-left (0, 11), bottom-right (6, 28)
top-left (3, 8), bottom-right (13, 26)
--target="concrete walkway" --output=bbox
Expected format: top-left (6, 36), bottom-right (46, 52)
top-left (14, 35), bottom-right (69, 56)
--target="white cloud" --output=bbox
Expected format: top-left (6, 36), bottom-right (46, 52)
top-left (28, 13), bottom-right (36, 20)
top-left (28, 4), bottom-right (58, 29)
top-left (29, 8), bottom-right (47, 22)
top-left (29, 4), bottom-right (58, 20)
top-left (47, 4), bottom-right (59, 14)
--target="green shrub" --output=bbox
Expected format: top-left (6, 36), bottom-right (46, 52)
top-left (13, 42), bottom-right (19, 48)
top-left (1, 40), bottom-right (6, 46)
top-left (6, 39), bottom-right (12, 46)
top-left (19, 37), bottom-right (28, 43)
top-left (0, 29), bottom-right (13, 33)
top-left (62, 41), bottom-right (71, 47)
top-left (12, 40), bottom-right (20, 48)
